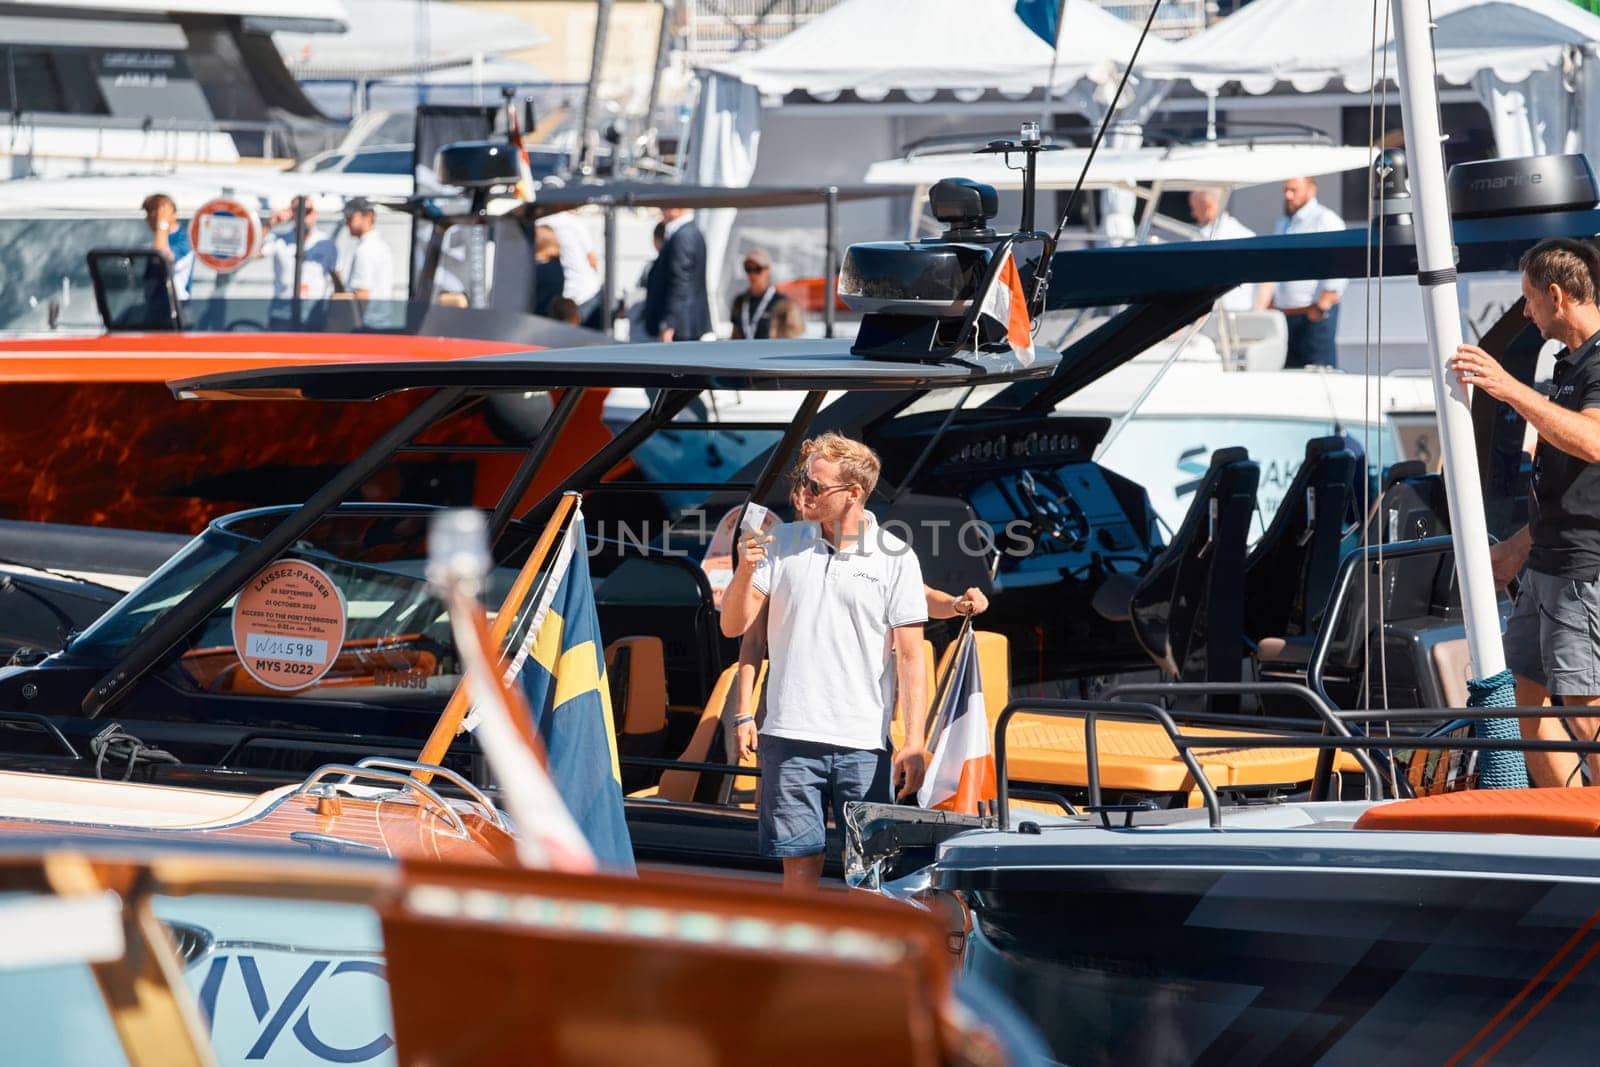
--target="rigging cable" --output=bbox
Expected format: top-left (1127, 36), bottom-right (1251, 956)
top-left (1039, 0), bottom-right (1165, 311)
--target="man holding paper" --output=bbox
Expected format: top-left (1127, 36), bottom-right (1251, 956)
top-left (721, 433), bottom-right (933, 890)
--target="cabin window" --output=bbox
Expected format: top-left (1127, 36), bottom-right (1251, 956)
top-left (0, 48), bottom-right (110, 116)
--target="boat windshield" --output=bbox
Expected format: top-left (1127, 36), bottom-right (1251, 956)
top-left (68, 505), bottom-right (535, 704)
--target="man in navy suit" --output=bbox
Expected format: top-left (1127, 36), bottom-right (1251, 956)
top-left (644, 207), bottom-right (712, 342)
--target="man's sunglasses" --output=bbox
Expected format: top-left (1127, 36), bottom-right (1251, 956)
top-left (799, 475), bottom-right (854, 496)
top-left (743, 263), bottom-right (769, 274)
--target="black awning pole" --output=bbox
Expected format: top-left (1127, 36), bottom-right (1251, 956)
top-left (82, 386), bottom-right (470, 720)
top-left (486, 387), bottom-right (587, 545)
top-left (519, 388), bottom-right (699, 522)
top-left (603, 206), bottom-right (618, 334)
top-left (292, 195), bottom-right (306, 327)
top-left (824, 186), bottom-right (838, 339)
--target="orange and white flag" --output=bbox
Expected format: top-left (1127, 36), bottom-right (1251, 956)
top-left (917, 630), bottom-right (997, 815)
top-left (978, 251), bottom-right (1036, 366)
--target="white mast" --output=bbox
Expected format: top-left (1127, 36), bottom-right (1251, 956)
top-left (1389, 0), bottom-right (1506, 683)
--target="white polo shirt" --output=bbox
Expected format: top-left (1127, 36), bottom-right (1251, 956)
top-left (753, 515), bottom-right (927, 751)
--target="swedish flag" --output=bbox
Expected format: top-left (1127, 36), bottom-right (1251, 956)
top-left (514, 510), bottom-right (635, 873)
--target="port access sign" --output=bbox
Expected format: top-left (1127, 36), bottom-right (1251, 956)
top-left (189, 197), bottom-right (261, 273)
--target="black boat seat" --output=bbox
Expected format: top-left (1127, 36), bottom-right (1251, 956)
top-left (1244, 436), bottom-right (1357, 648)
top-left (1368, 461), bottom-right (1450, 544)
top-left (596, 555), bottom-right (722, 711)
top-left (1091, 572), bottom-right (1138, 624)
top-left (1127, 447), bottom-right (1259, 685)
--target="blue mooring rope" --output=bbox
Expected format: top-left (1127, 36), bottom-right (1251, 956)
top-left (1466, 669), bottom-right (1529, 790)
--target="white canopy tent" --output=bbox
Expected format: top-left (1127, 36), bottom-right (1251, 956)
top-left (275, 0), bottom-right (548, 81)
top-left (1140, 0), bottom-right (1600, 157)
top-left (686, 0), bottom-right (1176, 324)
top-left (711, 0), bottom-right (1171, 102)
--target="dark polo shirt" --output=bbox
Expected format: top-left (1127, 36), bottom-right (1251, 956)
top-left (1529, 328), bottom-right (1600, 579)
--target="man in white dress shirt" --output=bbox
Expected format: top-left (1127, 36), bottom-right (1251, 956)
top-left (1270, 177), bottom-right (1348, 368)
top-left (1188, 188), bottom-right (1257, 314)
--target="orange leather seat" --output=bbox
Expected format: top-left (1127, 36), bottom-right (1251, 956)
top-left (604, 636), bottom-right (669, 739)
top-left (630, 664), bottom-right (740, 803)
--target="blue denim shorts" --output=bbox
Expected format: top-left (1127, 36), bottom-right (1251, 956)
top-left (757, 735), bottom-right (891, 858)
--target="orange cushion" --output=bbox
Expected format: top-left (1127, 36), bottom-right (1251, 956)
top-left (1354, 786), bottom-right (1600, 836)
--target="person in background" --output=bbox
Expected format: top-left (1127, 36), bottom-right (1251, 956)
top-left (730, 247), bottom-right (793, 339)
top-left (770, 299), bottom-right (806, 340)
top-left (1451, 237), bottom-right (1600, 787)
top-left (533, 224), bottom-right (565, 318)
top-left (546, 296), bottom-right (582, 326)
top-left (340, 197), bottom-right (395, 324)
top-left (1269, 176), bottom-right (1348, 368)
top-left (644, 206), bottom-right (712, 343)
top-left (542, 211), bottom-right (604, 329)
top-left (720, 433), bottom-right (930, 891)
top-left (1187, 187), bottom-right (1258, 314)
top-left (141, 193), bottom-right (193, 299)
top-left (262, 196), bottom-right (338, 302)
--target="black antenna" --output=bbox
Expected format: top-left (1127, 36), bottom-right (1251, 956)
top-left (1036, 0), bottom-right (1167, 308)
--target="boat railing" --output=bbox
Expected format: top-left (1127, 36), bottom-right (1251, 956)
top-left (4, 111), bottom-right (328, 164)
top-left (1105, 680), bottom-right (1386, 798)
top-left (295, 763), bottom-right (471, 837)
top-left (993, 693), bottom-right (1600, 832)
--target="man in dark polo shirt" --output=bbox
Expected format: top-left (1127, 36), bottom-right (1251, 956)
top-left (1452, 237), bottom-right (1600, 786)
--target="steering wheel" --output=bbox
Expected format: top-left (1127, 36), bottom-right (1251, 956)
top-left (1015, 469), bottom-right (1091, 550)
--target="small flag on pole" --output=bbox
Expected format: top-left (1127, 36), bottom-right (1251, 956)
top-left (917, 631), bottom-right (997, 815)
top-left (977, 251), bottom-right (1036, 366)
top-left (506, 98), bottom-right (536, 204)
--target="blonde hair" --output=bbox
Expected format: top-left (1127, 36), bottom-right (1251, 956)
top-left (800, 432), bottom-right (881, 497)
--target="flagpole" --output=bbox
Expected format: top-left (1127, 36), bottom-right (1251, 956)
top-left (923, 553), bottom-right (1002, 753)
top-left (414, 492), bottom-right (579, 779)
top-left (1390, 0), bottom-right (1523, 780)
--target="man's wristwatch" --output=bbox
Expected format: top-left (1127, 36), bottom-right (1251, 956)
top-left (734, 716), bottom-right (755, 726)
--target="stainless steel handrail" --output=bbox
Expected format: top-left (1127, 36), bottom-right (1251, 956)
top-left (994, 699), bottom-right (1223, 830)
top-left (296, 763), bottom-right (468, 838)
top-left (352, 756), bottom-right (509, 831)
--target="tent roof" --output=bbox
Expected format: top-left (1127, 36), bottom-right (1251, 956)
top-left (1145, 0), bottom-right (1600, 93)
top-left (711, 0), bottom-right (1173, 99)
top-left (276, 0), bottom-right (548, 80)
top-left (865, 139), bottom-right (1374, 191)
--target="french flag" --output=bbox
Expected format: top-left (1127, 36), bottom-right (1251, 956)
top-left (977, 250), bottom-right (1036, 366)
top-left (917, 630), bottom-right (997, 814)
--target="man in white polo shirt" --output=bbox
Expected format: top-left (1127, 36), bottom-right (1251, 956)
top-left (721, 432), bottom-right (928, 890)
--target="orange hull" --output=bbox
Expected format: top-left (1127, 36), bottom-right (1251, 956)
top-left (0, 334), bottom-right (615, 533)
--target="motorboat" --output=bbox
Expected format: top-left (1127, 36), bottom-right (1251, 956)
top-left (846, 704), bottom-right (1600, 1066)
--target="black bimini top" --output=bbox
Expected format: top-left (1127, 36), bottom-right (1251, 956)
top-left (170, 338), bottom-right (1057, 402)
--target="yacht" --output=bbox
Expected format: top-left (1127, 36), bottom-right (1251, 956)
top-left (0, 0), bottom-right (349, 178)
